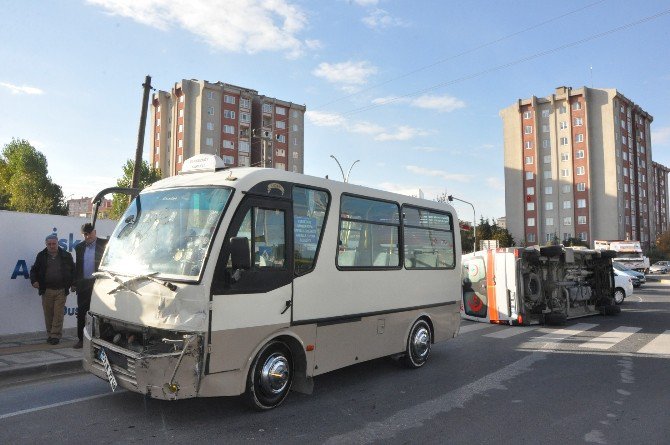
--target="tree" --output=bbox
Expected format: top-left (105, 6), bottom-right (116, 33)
top-left (654, 231), bottom-right (670, 259)
top-left (109, 159), bottom-right (162, 219)
top-left (564, 237), bottom-right (588, 248)
top-left (0, 139), bottom-right (67, 214)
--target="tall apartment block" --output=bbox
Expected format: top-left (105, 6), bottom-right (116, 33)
top-left (501, 86), bottom-right (669, 250)
top-left (150, 79), bottom-right (306, 177)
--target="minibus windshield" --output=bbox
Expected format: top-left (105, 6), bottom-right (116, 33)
top-left (101, 187), bottom-right (232, 280)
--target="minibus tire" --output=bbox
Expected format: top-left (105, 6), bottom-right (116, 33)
top-left (403, 319), bottom-right (432, 369)
top-left (245, 341), bottom-right (293, 410)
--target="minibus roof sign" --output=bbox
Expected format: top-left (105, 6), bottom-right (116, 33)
top-left (180, 154), bottom-right (227, 174)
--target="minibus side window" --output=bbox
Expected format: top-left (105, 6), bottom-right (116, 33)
top-left (403, 206), bottom-right (455, 269)
top-left (228, 208), bottom-right (286, 269)
top-left (293, 186), bottom-right (329, 275)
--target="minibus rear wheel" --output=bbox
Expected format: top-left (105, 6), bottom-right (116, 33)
top-left (245, 341), bottom-right (293, 410)
top-left (403, 319), bottom-right (432, 369)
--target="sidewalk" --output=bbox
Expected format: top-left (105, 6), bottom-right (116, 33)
top-left (0, 327), bottom-right (85, 387)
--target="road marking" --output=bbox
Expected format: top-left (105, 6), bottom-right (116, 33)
top-left (579, 326), bottom-right (641, 350)
top-left (527, 323), bottom-right (598, 349)
top-left (324, 352), bottom-right (547, 444)
top-left (638, 330), bottom-right (670, 356)
top-left (485, 326), bottom-right (538, 339)
top-left (0, 391), bottom-right (121, 420)
top-left (458, 323), bottom-right (494, 334)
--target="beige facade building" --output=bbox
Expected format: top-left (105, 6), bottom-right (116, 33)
top-left (501, 86), bottom-right (669, 249)
top-left (150, 79), bottom-right (306, 177)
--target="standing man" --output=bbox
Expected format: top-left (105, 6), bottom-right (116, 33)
top-left (30, 234), bottom-right (75, 345)
top-left (72, 223), bottom-right (108, 349)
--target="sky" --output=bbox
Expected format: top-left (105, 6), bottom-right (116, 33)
top-left (1, 0), bottom-right (669, 222)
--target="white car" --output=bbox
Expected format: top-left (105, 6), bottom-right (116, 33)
top-left (613, 269), bottom-right (634, 304)
top-left (649, 261), bottom-right (670, 274)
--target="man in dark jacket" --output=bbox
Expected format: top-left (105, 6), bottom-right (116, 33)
top-left (72, 223), bottom-right (108, 349)
top-left (30, 233), bottom-right (75, 345)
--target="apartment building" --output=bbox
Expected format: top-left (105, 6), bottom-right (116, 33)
top-left (501, 86), bottom-right (669, 250)
top-left (150, 79), bottom-right (306, 177)
top-left (67, 197), bottom-right (113, 219)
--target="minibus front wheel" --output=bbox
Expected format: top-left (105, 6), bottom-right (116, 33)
top-left (245, 340), bottom-right (293, 410)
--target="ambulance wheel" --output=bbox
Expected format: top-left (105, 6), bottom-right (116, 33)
top-left (245, 341), bottom-right (293, 410)
top-left (403, 319), bottom-right (432, 369)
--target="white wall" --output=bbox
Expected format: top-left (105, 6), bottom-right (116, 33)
top-left (0, 211), bottom-right (117, 336)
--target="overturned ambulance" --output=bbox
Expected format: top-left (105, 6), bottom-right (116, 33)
top-left (461, 245), bottom-right (621, 325)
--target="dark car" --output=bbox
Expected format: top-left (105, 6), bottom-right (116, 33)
top-left (613, 262), bottom-right (645, 287)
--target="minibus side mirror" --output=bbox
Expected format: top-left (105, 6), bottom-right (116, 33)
top-left (230, 237), bottom-right (251, 270)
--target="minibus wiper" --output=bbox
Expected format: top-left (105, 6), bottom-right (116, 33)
top-left (94, 271), bottom-right (143, 297)
top-left (96, 271), bottom-right (178, 294)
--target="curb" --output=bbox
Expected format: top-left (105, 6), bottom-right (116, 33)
top-left (0, 358), bottom-right (85, 387)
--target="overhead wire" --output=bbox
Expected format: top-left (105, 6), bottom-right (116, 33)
top-left (340, 8), bottom-right (670, 116)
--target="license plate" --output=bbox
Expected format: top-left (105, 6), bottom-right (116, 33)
top-left (99, 348), bottom-right (118, 392)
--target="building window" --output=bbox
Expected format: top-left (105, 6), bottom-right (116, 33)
top-left (575, 134), bottom-right (584, 143)
top-left (527, 218), bottom-right (536, 227)
top-left (238, 156), bottom-right (249, 167)
top-left (560, 137), bottom-right (568, 146)
top-left (293, 138), bottom-right (298, 146)
top-left (546, 202), bottom-right (554, 211)
top-left (224, 110), bottom-right (236, 119)
top-left (562, 184), bottom-right (572, 193)
top-left (527, 202), bottom-right (535, 211)
top-left (542, 125), bottom-right (550, 133)
top-left (178, 139), bottom-right (183, 148)
top-left (206, 122), bottom-right (214, 131)
top-left (545, 186), bottom-right (553, 195)
top-left (240, 112), bottom-right (251, 123)
top-left (560, 121), bottom-right (568, 129)
top-left (204, 137), bottom-right (213, 146)
top-left (541, 109), bottom-right (550, 118)
top-left (178, 124), bottom-right (183, 133)
top-left (222, 140), bottom-right (234, 149)
top-left (292, 124), bottom-right (299, 132)
top-left (276, 107), bottom-right (286, 116)
top-left (238, 141), bottom-right (250, 152)
top-left (577, 182), bottom-right (586, 192)
top-left (223, 125), bottom-right (235, 134)
top-left (527, 233), bottom-right (536, 242)
top-left (525, 171), bottom-right (533, 180)
top-left (574, 117), bottom-right (583, 126)
top-left (564, 217), bottom-right (572, 226)
top-left (276, 148), bottom-right (286, 157)
top-left (524, 126), bottom-right (533, 134)
top-left (275, 162), bottom-right (286, 169)
top-left (623, 167), bottom-right (629, 177)
top-left (178, 154), bottom-right (183, 163)
top-left (576, 166), bottom-right (585, 175)
top-left (222, 155), bottom-right (235, 165)
top-left (561, 169), bottom-right (570, 177)
top-left (576, 150), bottom-right (584, 159)
top-left (559, 105), bottom-right (567, 114)
top-left (179, 95), bottom-right (184, 103)
top-left (578, 216), bottom-right (587, 224)
top-left (542, 139), bottom-right (549, 149)
top-left (179, 109), bottom-right (184, 118)
top-left (543, 155), bottom-right (551, 164)
top-left (262, 103), bottom-right (272, 113)
top-left (276, 134), bottom-right (286, 143)
top-left (525, 156), bottom-right (534, 165)
top-left (624, 183), bottom-right (629, 192)
top-left (561, 153), bottom-right (569, 161)
top-left (525, 141), bottom-right (533, 149)
top-left (577, 199), bottom-right (586, 208)
top-left (276, 120), bottom-right (286, 129)
top-left (207, 106), bottom-right (215, 116)
top-left (240, 98), bottom-right (251, 109)
top-left (546, 218), bottom-right (554, 226)
top-left (572, 102), bottom-right (582, 111)
top-left (543, 170), bottom-right (551, 179)
top-left (563, 200), bottom-right (572, 209)
top-left (527, 186), bottom-right (535, 195)
top-left (207, 91), bottom-right (214, 100)
top-left (523, 111), bottom-right (532, 119)
top-left (579, 232), bottom-right (588, 241)
top-left (293, 151), bottom-right (299, 159)
top-left (224, 95), bottom-right (236, 104)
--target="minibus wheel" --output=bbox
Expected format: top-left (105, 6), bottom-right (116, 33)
top-left (403, 319), bottom-right (432, 369)
top-left (245, 341), bottom-right (293, 410)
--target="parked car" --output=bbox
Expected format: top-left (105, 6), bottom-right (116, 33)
top-left (613, 262), bottom-right (646, 287)
top-left (649, 261), bottom-right (670, 274)
top-left (612, 269), bottom-right (634, 304)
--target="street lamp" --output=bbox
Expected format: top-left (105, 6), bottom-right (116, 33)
top-left (330, 155), bottom-right (360, 183)
top-left (448, 195), bottom-right (477, 253)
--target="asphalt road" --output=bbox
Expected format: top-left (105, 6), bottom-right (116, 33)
top-left (1, 282), bottom-right (669, 444)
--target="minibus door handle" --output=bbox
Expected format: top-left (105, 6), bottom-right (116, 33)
top-left (281, 300), bottom-right (292, 315)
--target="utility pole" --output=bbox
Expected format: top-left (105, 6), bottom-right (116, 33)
top-left (131, 75), bottom-right (152, 195)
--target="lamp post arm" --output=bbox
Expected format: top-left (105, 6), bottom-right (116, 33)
top-left (448, 195), bottom-right (477, 253)
top-left (345, 160), bottom-right (360, 183)
top-left (330, 155), bottom-right (346, 182)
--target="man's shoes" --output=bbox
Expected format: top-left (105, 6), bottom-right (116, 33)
top-left (47, 337), bottom-right (60, 345)
top-left (73, 340), bottom-right (83, 349)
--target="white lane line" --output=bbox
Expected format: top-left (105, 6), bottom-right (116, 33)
top-left (579, 326), bottom-right (641, 350)
top-left (638, 330), bottom-right (670, 356)
top-left (528, 323), bottom-right (598, 349)
top-left (458, 323), bottom-right (495, 334)
top-left (0, 391), bottom-right (121, 420)
top-left (485, 326), bottom-right (538, 339)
